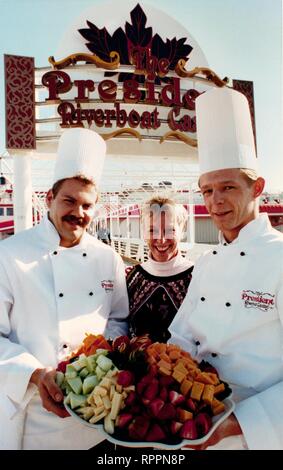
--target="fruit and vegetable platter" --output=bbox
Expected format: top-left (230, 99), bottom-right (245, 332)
top-left (56, 334), bottom-right (234, 449)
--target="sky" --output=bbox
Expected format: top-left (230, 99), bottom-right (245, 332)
top-left (0, 0), bottom-right (282, 192)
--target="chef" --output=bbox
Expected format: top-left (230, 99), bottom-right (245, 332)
top-left (169, 87), bottom-right (283, 450)
top-left (0, 128), bottom-right (129, 449)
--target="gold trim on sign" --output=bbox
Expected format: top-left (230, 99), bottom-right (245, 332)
top-left (175, 59), bottom-right (229, 87)
top-left (160, 131), bottom-right (197, 147)
top-left (48, 51), bottom-right (120, 70)
top-left (100, 128), bottom-right (142, 141)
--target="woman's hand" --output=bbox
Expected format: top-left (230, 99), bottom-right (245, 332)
top-left (30, 367), bottom-right (70, 418)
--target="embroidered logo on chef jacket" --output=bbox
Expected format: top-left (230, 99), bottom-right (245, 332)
top-left (242, 290), bottom-right (275, 312)
top-left (101, 280), bottom-right (114, 292)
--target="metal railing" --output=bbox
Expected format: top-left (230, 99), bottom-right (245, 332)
top-left (111, 237), bottom-right (215, 264)
top-left (1, 155), bottom-right (48, 225)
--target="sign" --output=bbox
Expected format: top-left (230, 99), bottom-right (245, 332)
top-left (42, 64), bottom-right (199, 133)
top-left (41, 4), bottom-right (227, 146)
top-left (5, 3), bottom-right (257, 151)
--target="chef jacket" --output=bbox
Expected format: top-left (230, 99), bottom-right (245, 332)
top-left (169, 213), bottom-right (283, 450)
top-left (0, 215), bottom-right (129, 449)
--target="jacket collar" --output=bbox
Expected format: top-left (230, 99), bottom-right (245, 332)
top-left (143, 251), bottom-right (193, 277)
top-left (219, 213), bottom-right (271, 245)
top-left (35, 213), bottom-right (89, 250)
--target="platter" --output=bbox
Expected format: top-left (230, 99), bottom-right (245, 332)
top-left (65, 396), bottom-right (235, 450)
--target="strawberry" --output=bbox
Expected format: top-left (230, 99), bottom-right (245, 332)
top-left (125, 391), bottom-right (136, 407)
top-left (129, 416), bottom-right (151, 440)
top-left (159, 386), bottom-right (168, 401)
top-left (141, 397), bottom-right (151, 406)
top-left (148, 364), bottom-right (158, 377)
top-left (170, 421), bottom-right (183, 434)
top-left (145, 423), bottom-right (166, 442)
top-left (169, 390), bottom-right (185, 406)
top-left (144, 379), bottom-right (159, 401)
top-left (137, 374), bottom-right (153, 394)
top-left (56, 359), bottom-right (70, 373)
top-left (194, 413), bottom-right (212, 437)
top-left (117, 370), bottom-right (134, 387)
top-left (115, 413), bottom-right (133, 429)
top-left (157, 403), bottom-right (176, 421)
top-left (159, 375), bottom-right (175, 387)
top-left (186, 398), bottom-right (197, 412)
top-left (180, 419), bottom-right (198, 440)
top-left (149, 398), bottom-right (165, 417)
top-left (112, 335), bottom-right (130, 353)
top-left (129, 404), bottom-right (142, 415)
top-left (129, 334), bottom-right (152, 352)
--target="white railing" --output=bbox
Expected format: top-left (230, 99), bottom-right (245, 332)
top-left (32, 191), bottom-right (48, 224)
top-left (1, 155), bottom-right (48, 225)
top-left (111, 237), bottom-right (216, 264)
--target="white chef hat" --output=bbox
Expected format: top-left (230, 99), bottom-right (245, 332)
top-left (53, 128), bottom-right (106, 185)
top-left (196, 87), bottom-right (258, 175)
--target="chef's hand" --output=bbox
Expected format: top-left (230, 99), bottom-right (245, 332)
top-left (30, 367), bottom-right (70, 418)
top-left (185, 414), bottom-right (242, 450)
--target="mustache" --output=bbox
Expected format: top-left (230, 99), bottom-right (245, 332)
top-left (62, 215), bottom-right (84, 226)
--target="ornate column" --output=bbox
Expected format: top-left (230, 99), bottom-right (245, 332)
top-left (13, 152), bottom-right (33, 232)
top-left (5, 55), bottom-right (35, 233)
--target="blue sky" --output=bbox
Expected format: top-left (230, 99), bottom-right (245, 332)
top-left (0, 0), bottom-right (282, 191)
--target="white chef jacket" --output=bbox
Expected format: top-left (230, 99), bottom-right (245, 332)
top-left (0, 215), bottom-right (129, 449)
top-left (169, 213), bottom-right (283, 450)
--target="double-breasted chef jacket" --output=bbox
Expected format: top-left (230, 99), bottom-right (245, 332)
top-left (169, 213), bottom-right (283, 450)
top-left (0, 215), bottom-right (129, 449)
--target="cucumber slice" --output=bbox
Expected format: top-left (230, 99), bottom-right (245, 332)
top-left (67, 376), bottom-right (83, 395)
top-left (65, 364), bottom-right (77, 379)
top-left (95, 365), bottom-right (106, 381)
top-left (55, 371), bottom-right (65, 388)
top-left (64, 392), bottom-right (72, 405)
top-left (95, 349), bottom-right (109, 356)
top-left (69, 392), bottom-right (87, 409)
top-left (82, 375), bottom-right (99, 394)
top-left (65, 383), bottom-right (73, 394)
top-left (86, 355), bottom-right (97, 373)
top-left (71, 356), bottom-right (87, 371)
top-left (79, 367), bottom-right (89, 378)
top-left (96, 355), bottom-right (113, 372)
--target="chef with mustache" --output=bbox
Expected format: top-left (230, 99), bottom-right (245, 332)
top-left (0, 128), bottom-right (129, 449)
top-left (169, 87), bottom-right (283, 450)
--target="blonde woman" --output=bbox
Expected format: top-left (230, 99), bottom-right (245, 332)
top-left (126, 196), bottom-right (193, 342)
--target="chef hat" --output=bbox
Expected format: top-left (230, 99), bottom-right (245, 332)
top-left (196, 87), bottom-right (258, 175)
top-left (53, 128), bottom-right (106, 185)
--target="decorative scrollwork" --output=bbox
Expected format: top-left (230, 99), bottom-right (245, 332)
top-left (48, 51), bottom-right (120, 70)
top-left (175, 59), bottom-right (229, 87)
top-left (5, 55), bottom-right (35, 149)
top-left (100, 128), bottom-right (142, 141)
top-left (160, 130), bottom-right (197, 147)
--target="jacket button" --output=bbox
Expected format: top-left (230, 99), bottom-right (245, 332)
top-left (240, 252), bottom-right (245, 256)
top-left (83, 253), bottom-right (87, 257)
top-left (211, 353), bottom-right (218, 357)
top-left (195, 340), bottom-right (200, 346)
top-left (224, 243), bottom-right (227, 246)
top-left (89, 292), bottom-right (94, 296)
top-left (225, 302), bottom-right (231, 307)
top-left (53, 251), bottom-right (58, 255)
top-left (63, 344), bottom-right (68, 349)
top-left (201, 297), bottom-right (205, 301)
top-left (59, 293), bottom-right (64, 297)
top-left (212, 250), bottom-right (217, 255)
